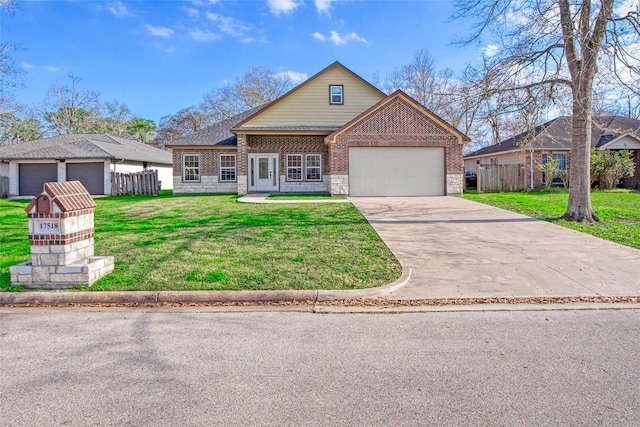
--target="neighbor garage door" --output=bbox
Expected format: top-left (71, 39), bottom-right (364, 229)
top-left (349, 147), bottom-right (445, 196)
top-left (67, 162), bottom-right (105, 195)
top-left (19, 163), bottom-right (58, 196)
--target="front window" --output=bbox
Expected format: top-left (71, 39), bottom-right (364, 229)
top-left (287, 154), bottom-right (302, 181)
top-left (330, 85), bottom-right (343, 105)
top-left (220, 154), bottom-right (236, 182)
top-left (183, 154), bottom-right (200, 182)
top-left (552, 153), bottom-right (567, 170)
top-left (306, 154), bottom-right (322, 181)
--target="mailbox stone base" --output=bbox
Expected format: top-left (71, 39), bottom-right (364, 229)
top-left (10, 256), bottom-right (115, 289)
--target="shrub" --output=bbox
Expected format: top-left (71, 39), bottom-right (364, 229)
top-left (591, 149), bottom-right (634, 189)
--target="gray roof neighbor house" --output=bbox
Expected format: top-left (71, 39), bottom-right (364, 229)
top-left (0, 134), bottom-right (172, 164)
top-left (465, 116), bottom-right (640, 158)
top-left (0, 134), bottom-right (173, 196)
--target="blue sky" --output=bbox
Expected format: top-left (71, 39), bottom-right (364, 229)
top-left (6, 0), bottom-right (480, 124)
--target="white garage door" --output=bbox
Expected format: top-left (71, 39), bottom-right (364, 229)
top-left (349, 147), bottom-right (445, 196)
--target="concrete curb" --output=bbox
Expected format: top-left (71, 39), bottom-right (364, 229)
top-left (0, 266), bottom-right (412, 306)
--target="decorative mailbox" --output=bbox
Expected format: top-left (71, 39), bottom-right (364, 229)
top-left (10, 181), bottom-right (114, 289)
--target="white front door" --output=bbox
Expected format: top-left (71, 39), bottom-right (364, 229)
top-left (249, 154), bottom-right (279, 192)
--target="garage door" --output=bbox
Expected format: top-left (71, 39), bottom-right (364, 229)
top-left (19, 163), bottom-right (58, 196)
top-left (349, 147), bottom-right (445, 196)
top-left (67, 162), bottom-right (104, 195)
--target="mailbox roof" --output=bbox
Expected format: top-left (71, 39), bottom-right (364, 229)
top-left (26, 181), bottom-right (96, 213)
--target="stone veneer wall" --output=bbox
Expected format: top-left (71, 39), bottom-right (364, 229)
top-left (280, 175), bottom-right (329, 193)
top-left (328, 175), bottom-right (349, 195)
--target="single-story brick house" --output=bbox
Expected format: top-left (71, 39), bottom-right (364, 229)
top-left (167, 62), bottom-right (469, 197)
top-left (0, 134), bottom-right (173, 196)
top-left (464, 116), bottom-right (640, 190)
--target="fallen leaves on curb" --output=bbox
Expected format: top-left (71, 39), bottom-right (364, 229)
top-left (3, 295), bottom-right (640, 308)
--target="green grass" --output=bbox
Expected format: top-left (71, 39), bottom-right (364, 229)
top-left (464, 188), bottom-right (640, 249)
top-left (0, 191), bottom-right (401, 292)
top-left (267, 193), bottom-right (347, 200)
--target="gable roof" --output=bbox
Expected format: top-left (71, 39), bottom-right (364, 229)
top-left (325, 90), bottom-right (470, 144)
top-left (165, 105), bottom-right (265, 147)
top-left (0, 134), bottom-right (173, 165)
top-left (465, 116), bottom-right (640, 158)
top-left (232, 61), bottom-right (386, 132)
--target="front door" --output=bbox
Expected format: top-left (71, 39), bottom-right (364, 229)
top-left (249, 154), bottom-right (278, 192)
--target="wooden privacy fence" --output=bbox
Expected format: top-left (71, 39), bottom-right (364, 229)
top-left (111, 170), bottom-right (161, 196)
top-left (477, 164), bottom-right (526, 193)
top-left (0, 176), bottom-right (8, 198)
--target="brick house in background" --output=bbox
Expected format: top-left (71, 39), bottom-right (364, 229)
top-left (167, 62), bottom-right (469, 196)
top-left (464, 116), bottom-right (640, 190)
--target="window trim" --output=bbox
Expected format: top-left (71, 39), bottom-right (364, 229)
top-left (182, 153), bottom-right (200, 183)
top-left (305, 154), bottom-right (322, 181)
top-left (219, 153), bottom-right (237, 182)
top-left (329, 85), bottom-right (344, 105)
top-left (287, 154), bottom-right (303, 182)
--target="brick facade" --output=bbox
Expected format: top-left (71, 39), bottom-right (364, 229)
top-left (248, 135), bottom-right (329, 175)
top-left (173, 148), bottom-right (239, 194)
top-left (327, 96), bottom-right (465, 195)
top-left (173, 93), bottom-right (468, 196)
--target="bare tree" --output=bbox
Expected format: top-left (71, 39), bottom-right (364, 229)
top-left (453, 0), bottom-right (639, 222)
top-left (155, 107), bottom-right (213, 147)
top-left (200, 66), bottom-right (300, 121)
top-left (0, 0), bottom-right (25, 113)
top-left (41, 74), bottom-right (101, 135)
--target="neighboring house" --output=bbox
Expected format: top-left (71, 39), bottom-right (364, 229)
top-left (167, 62), bottom-right (469, 197)
top-left (464, 116), bottom-right (640, 190)
top-left (0, 134), bottom-right (173, 196)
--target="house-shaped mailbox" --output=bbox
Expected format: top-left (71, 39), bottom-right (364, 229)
top-left (10, 181), bottom-right (114, 288)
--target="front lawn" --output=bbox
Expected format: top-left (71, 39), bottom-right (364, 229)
top-left (0, 193), bottom-right (401, 291)
top-left (464, 189), bottom-right (640, 250)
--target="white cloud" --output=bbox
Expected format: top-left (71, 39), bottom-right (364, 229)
top-left (44, 66), bottom-right (58, 72)
top-left (315, 0), bottom-right (334, 15)
top-left (146, 24), bottom-right (174, 38)
top-left (165, 47), bottom-right (176, 53)
top-left (21, 62), bottom-right (35, 69)
top-left (328, 30), bottom-right (366, 46)
top-left (482, 44), bottom-right (500, 57)
top-left (275, 70), bottom-right (308, 84)
top-left (186, 8), bottom-right (199, 18)
top-left (107, 1), bottom-right (132, 18)
top-left (267, 0), bottom-right (301, 16)
top-left (314, 30), bottom-right (367, 45)
top-left (206, 12), bottom-right (250, 37)
top-left (189, 29), bottom-right (221, 41)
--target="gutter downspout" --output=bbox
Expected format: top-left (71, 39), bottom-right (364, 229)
top-left (529, 149), bottom-right (534, 190)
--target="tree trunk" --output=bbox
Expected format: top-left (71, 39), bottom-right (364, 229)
top-left (562, 78), bottom-right (599, 223)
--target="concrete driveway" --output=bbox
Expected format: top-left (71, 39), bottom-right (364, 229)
top-left (350, 197), bottom-right (640, 299)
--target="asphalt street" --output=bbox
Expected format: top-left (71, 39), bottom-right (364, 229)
top-left (1, 307), bottom-right (639, 426)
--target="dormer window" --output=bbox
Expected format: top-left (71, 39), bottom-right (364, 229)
top-left (330, 85), bottom-right (343, 105)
